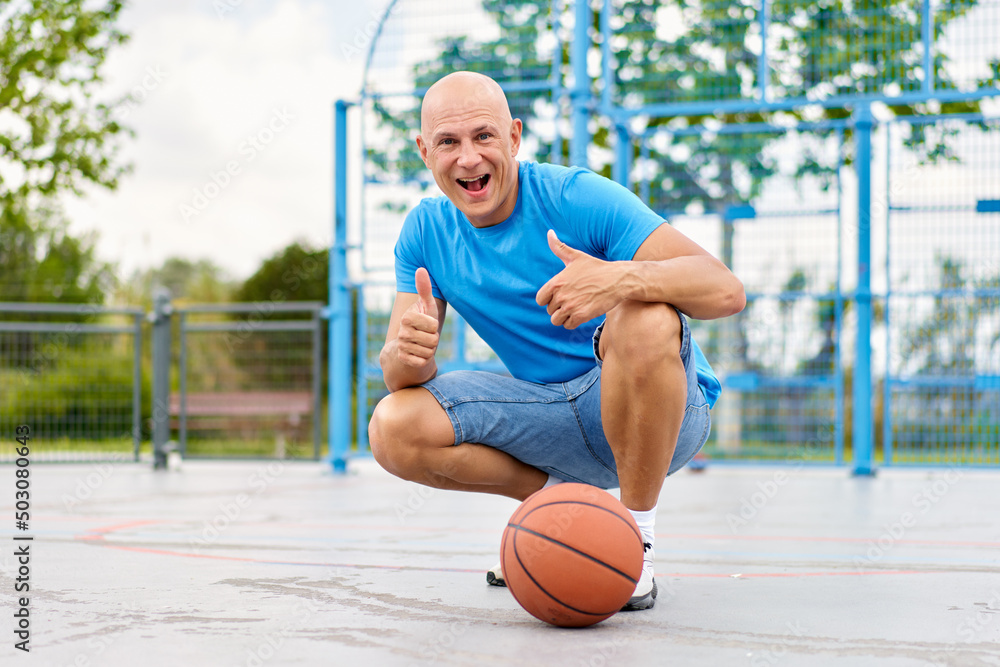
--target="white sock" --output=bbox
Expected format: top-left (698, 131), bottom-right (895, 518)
top-left (542, 474), bottom-right (564, 489)
top-left (628, 506), bottom-right (657, 548)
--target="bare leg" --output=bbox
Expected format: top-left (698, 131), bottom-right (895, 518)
top-left (599, 301), bottom-right (686, 511)
top-left (368, 387), bottom-right (547, 501)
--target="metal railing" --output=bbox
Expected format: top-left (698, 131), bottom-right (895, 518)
top-left (0, 302), bottom-right (144, 461)
top-left (331, 0), bottom-right (1000, 473)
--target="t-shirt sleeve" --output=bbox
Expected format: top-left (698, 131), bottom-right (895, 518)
top-left (394, 207), bottom-right (445, 299)
top-left (558, 169), bottom-right (665, 261)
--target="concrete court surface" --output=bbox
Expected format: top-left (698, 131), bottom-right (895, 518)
top-left (0, 457), bottom-right (999, 667)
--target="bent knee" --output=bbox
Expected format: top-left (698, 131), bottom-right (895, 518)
top-left (368, 389), bottom-right (453, 476)
top-left (602, 301), bottom-right (682, 365)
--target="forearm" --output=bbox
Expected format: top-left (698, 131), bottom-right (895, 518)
top-left (380, 340), bottom-right (438, 393)
top-left (618, 256), bottom-right (746, 320)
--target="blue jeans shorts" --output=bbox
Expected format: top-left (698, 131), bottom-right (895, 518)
top-left (421, 308), bottom-right (711, 489)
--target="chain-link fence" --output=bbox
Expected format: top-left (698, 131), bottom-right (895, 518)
top-left (0, 303), bottom-right (143, 462)
top-left (333, 0), bottom-right (1000, 471)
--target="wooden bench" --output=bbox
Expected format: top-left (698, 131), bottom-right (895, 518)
top-left (169, 391), bottom-right (313, 457)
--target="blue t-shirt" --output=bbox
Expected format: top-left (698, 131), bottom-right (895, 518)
top-left (394, 161), bottom-right (722, 408)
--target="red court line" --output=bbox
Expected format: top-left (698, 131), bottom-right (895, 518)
top-left (63, 519), bottom-right (1000, 549)
top-left (75, 525), bottom-right (941, 579)
top-left (152, 519), bottom-right (1000, 548)
top-left (88, 542), bottom-right (936, 578)
top-left (662, 570), bottom-right (926, 579)
top-left (663, 533), bottom-right (1000, 548)
top-left (75, 519), bottom-right (163, 540)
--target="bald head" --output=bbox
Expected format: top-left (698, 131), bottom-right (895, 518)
top-left (420, 71), bottom-right (512, 137)
top-left (415, 71), bottom-right (522, 228)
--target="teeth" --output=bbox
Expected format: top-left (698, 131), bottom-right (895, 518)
top-left (459, 176), bottom-right (485, 182)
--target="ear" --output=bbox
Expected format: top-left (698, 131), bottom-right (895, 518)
top-left (509, 118), bottom-right (522, 157)
top-left (416, 134), bottom-right (430, 167)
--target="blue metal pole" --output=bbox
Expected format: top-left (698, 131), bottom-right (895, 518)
top-left (570, 0), bottom-right (591, 168)
top-left (852, 102), bottom-right (875, 476)
top-left (758, 0), bottom-right (769, 103)
top-left (330, 99), bottom-right (352, 473)
top-left (922, 0), bottom-right (934, 94)
top-left (355, 287), bottom-right (368, 455)
top-left (834, 127), bottom-right (845, 466)
top-left (613, 123), bottom-right (630, 187)
top-left (549, 0), bottom-right (563, 165)
top-left (883, 122), bottom-right (895, 465)
top-left (600, 0), bottom-right (613, 115)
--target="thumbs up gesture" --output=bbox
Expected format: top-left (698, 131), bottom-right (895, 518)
top-left (536, 230), bottom-right (624, 329)
top-left (396, 267), bottom-right (441, 368)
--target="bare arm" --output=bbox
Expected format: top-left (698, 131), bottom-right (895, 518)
top-left (536, 224), bottom-right (745, 328)
top-left (379, 268), bottom-right (448, 393)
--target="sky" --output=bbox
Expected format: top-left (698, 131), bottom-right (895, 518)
top-left (48, 0), bottom-right (1000, 301)
top-left (62, 0), bottom-right (387, 282)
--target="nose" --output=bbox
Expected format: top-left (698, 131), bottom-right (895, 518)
top-left (456, 140), bottom-right (481, 170)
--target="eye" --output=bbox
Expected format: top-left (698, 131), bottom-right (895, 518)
top-left (440, 138), bottom-right (454, 145)
top-left (478, 133), bottom-right (491, 140)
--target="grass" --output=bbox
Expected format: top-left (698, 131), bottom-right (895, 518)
top-left (0, 437), bottom-right (326, 462)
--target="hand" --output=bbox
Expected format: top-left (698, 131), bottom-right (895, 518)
top-left (535, 230), bottom-right (625, 329)
top-left (395, 268), bottom-right (440, 368)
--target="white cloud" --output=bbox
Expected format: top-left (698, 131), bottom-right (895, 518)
top-left (65, 0), bottom-right (381, 281)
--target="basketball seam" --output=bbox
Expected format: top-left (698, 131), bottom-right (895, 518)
top-left (511, 530), bottom-right (626, 618)
top-left (507, 524), bottom-right (640, 586)
top-left (519, 499), bottom-right (643, 543)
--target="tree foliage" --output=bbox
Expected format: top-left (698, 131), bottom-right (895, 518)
top-left (0, 201), bottom-right (111, 302)
top-left (0, 0), bottom-right (131, 205)
top-left (235, 242), bottom-right (329, 306)
top-left (368, 0), bottom-right (992, 214)
top-left (0, 0), bottom-right (131, 304)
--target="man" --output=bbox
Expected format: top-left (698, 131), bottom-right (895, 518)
top-left (368, 71), bottom-right (745, 611)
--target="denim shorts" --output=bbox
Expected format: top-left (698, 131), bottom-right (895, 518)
top-left (421, 308), bottom-right (711, 489)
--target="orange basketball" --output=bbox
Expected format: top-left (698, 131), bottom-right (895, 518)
top-left (500, 483), bottom-right (644, 627)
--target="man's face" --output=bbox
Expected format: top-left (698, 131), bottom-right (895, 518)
top-left (417, 90), bottom-right (522, 228)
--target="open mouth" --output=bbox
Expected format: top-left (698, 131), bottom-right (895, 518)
top-left (457, 174), bottom-right (490, 193)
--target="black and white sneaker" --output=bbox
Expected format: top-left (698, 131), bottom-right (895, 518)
top-left (486, 560), bottom-right (505, 587)
top-left (621, 542), bottom-right (656, 611)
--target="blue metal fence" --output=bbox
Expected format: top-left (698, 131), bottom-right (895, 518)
top-left (883, 115), bottom-right (1000, 465)
top-left (330, 0), bottom-right (1000, 472)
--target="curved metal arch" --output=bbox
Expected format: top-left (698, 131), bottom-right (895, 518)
top-left (360, 0), bottom-right (402, 100)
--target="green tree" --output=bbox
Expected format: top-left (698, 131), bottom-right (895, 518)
top-left (0, 202), bottom-right (112, 302)
top-left (231, 241), bottom-right (332, 386)
top-left (0, 0), bottom-right (130, 304)
top-left (0, 0), bottom-right (130, 206)
top-left (145, 257), bottom-right (235, 303)
top-left (235, 242), bottom-right (329, 305)
top-left (368, 0), bottom-right (992, 209)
